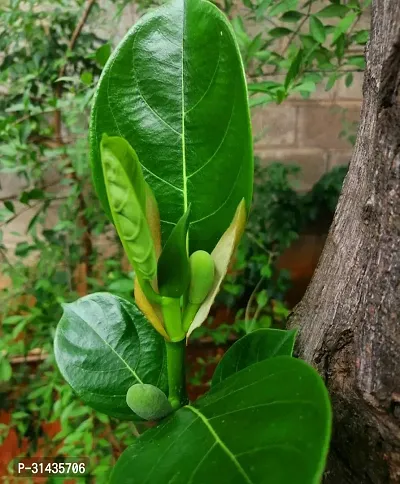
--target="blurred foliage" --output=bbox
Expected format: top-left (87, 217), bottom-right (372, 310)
top-left (228, 0), bottom-right (371, 106)
top-left (0, 0), bottom-right (360, 479)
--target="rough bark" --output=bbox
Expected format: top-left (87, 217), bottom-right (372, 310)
top-left (288, 2), bottom-right (400, 483)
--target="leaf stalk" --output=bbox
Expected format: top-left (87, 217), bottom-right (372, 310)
top-left (165, 340), bottom-right (187, 410)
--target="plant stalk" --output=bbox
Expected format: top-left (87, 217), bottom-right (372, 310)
top-left (166, 340), bottom-right (187, 410)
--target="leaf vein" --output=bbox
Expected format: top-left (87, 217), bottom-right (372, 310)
top-left (187, 100), bottom-right (235, 179)
top-left (185, 405), bottom-right (254, 484)
top-left (208, 400), bottom-right (317, 421)
top-left (132, 24), bottom-right (181, 137)
top-left (184, 45), bottom-right (221, 116)
top-left (62, 306), bottom-right (143, 384)
top-left (190, 163), bottom-right (242, 225)
top-left (187, 442), bottom-right (217, 484)
top-left (141, 164), bottom-right (184, 193)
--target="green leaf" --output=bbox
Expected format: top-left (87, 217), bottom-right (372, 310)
top-left (291, 80), bottom-right (317, 93)
top-left (346, 55), bottom-right (366, 69)
top-left (4, 201), bottom-right (14, 213)
top-left (80, 71), bottom-right (93, 85)
top-left (54, 293), bottom-right (167, 420)
top-left (353, 29), bottom-right (369, 45)
top-left (19, 188), bottom-right (45, 204)
top-left (90, 0), bottom-right (253, 254)
top-left (15, 241), bottom-right (35, 257)
top-left (0, 357), bottom-right (12, 382)
top-left (280, 10), bottom-right (303, 22)
top-left (284, 48), bottom-right (303, 89)
top-left (108, 278), bottom-right (133, 293)
top-left (247, 80), bottom-right (282, 93)
top-left (331, 12), bottom-right (357, 44)
top-left (95, 43), bottom-right (112, 67)
top-left (325, 72), bottom-right (340, 91)
top-left (345, 72), bottom-right (353, 87)
top-left (268, 27), bottom-right (293, 38)
top-left (317, 4), bottom-right (349, 18)
top-left (309, 16), bottom-right (326, 44)
top-left (212, 328), bottom-right (297, 385)
top-left (269, 0), bottom-right (298, 17)
top-left (255, 0), bottom-right (273, 19)
top-left (111, 356), bottom-right (331, 484)
top-left (157, 206), bottom-right (191, 297)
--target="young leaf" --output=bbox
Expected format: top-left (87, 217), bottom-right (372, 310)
top-left (100, 135), bottom-right (157, 281)
top-left (90, 0), bottom-right (253, 254)
top-left (134, 277), bottom-right (169, 340)
top-left (157, 206), bottom-right (191, 298)
top-left (54, 293), bottom-right (168, 419)
top-left (187, 200), bottom-right (246, 338)
top-left (111, 356), bottom-right (331, 484)
top-left (212, 328), bottom-right (297, 385)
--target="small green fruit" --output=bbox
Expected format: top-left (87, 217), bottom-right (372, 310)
top-left (188, 250), bottom-right (215, 304)
top-left (126, 384), bottom-right (173, 421)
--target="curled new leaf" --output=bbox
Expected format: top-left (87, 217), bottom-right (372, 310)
top-left (100, 135), bottom-right (157, 281)
top-left (157, 206), bottom-right (191, 298)
top-left (187, 199), bottom-right (246, 338)
top-left (126, 384), bottom-right (173, 421)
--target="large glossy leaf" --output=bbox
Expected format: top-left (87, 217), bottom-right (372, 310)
top-left (111, 356), bottom-right (331, 484)
top-left (90, 0), bottom-right (253, 254)
top-left (54, 293), bottom-right (167, 419)
top-left (212, 328), bottom-right (297, 386)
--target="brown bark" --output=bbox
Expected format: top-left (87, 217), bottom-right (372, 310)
top-left (288, 2), bottom-right (400, 483)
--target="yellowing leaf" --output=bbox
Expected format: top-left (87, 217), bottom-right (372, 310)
top-left (134, 278), bottom-right (169, 340)
top-left (187, 200), bottom-right (246, 339)
top-left (134, 185), bottom-right (168, 339)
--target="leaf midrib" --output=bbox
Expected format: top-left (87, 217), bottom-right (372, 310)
top-left (185, 405), bottom-right (254, 484)
top-left (181, 0), bottom-right (187, 213)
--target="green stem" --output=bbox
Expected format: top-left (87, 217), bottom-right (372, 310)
top-left (161, 297), bottom-right (185, 342)
top-left (166, 340), bottom-right (187, 410)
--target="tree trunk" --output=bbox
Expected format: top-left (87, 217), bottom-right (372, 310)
top-left (288, 2), bottom-right (400, 483)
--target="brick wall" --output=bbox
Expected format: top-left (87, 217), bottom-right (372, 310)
top-left (253, 73), bottom-right (363, 190)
